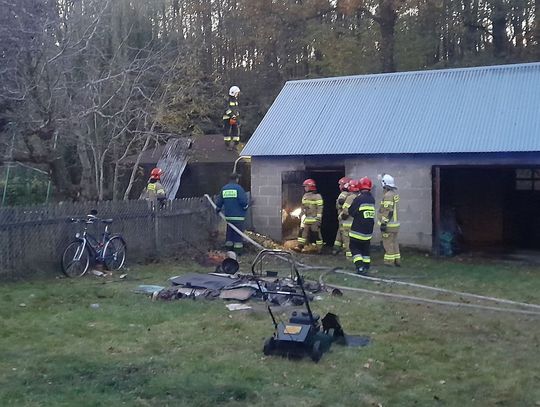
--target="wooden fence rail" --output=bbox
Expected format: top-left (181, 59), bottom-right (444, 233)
top-left (0, 198), bottom-right (221, 279)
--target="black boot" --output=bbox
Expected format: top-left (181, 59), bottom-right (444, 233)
top-left (357, 264), bottom-right (371, 276)
top-left (356, 266), bottom-right (366, 275)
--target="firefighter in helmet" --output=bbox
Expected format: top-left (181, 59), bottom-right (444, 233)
top-left (338, 177), bottom-right (360, 258)
top-left (142, 168), bottom-right (166, 208)
top-left (215, 172), bottom-right (249, 255)
top-left (294, 178), bottom-right (324, 253)
top-left (347, 177), bottom-right (375, 275)
top-left (378, 173), bottom-right (401, 266)
top-left (223, 86), bottom-right (241, 150)
top-left (332, 177), bottom-right (351, 255)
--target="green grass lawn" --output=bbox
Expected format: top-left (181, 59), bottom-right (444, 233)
top-left (1, 250), bottom-right (539, 406)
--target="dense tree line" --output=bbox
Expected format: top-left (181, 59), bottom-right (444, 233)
top-left (0, 0), bottom-right (538, 201)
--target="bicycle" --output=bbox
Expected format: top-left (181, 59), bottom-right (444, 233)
top-left (61, 213), bottom-right (127, 277)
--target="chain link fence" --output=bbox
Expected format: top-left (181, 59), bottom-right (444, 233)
top-left (0, 197), bottom-right (223, 279)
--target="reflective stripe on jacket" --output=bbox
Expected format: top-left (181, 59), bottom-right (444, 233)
top-left (215, 182), bottom-right (248, 221)
top-left (348, 191), bottom-right (375, 241)
top-left (340, 192), bottom-right (357, 227)
top-left (223, 97), bottom-right (239, 120)
top-left (143, 181), bottom-right (166, 202)
top-left (378, 189), bottom-right (400, 231)
top-left (301, 191), bottom-right (323, 224)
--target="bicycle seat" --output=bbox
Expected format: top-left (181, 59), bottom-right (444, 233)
top-left (102, 219), bottom-right (113, 224)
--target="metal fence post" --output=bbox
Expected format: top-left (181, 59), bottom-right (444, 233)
top-left (1, 165), bottom-right (11, 207)
top-left (153, 201), bottom-right (160, 257)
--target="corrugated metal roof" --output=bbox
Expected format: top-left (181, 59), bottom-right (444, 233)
top-left (140, 138), bottom-right (191, 200)
top-left (241, 62), bottom-right (540, 156)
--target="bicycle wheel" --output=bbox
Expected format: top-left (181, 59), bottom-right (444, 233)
top-left (61, 241), bottom-right (90, 277)
top-left (102, 237), bottom-right (126, 271)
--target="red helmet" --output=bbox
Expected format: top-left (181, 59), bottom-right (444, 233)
top-left (302, 178), bottom-right (317, 191)
top-left (150, 168), bottom-right (163, 180)
top-left (338, 177), bottom-right (351, 191)
top-left (347, 179), bottom-right (360, 192)
top-left (358, 177), bottom-right (373, 191)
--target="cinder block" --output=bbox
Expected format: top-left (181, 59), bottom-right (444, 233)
top-left (266, 196), bottom-right (281, 207)
top-left (253, 215), bottom-right (270, 228)
top-left (255, 205), bottom-right (281, 218)
top-left (258, 185), bottom-right (280, 196)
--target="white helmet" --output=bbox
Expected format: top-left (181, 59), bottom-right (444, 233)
top-left (229, 86), bottom-right (240, 97)
top-left (380, 173), bottom-right (396, 188)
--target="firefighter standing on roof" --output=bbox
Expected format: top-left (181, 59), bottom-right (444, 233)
top-left (295, 179), bottom-right (324, 253)
top-left (223, 86), bottom-right (241, 150)
top-left (215, 172), bottom-right (249, 255)
top-left (347, 178), bottom-right (375, 275)
top-left (333, 177), bottom-right (351, 256)
top-left (141, 168), bottom-right (166, 208)
top-left (378, 173), bottom-right (401, 266)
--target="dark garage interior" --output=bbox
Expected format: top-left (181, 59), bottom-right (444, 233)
top-left (282, 168), bottom-right (345, 245)
top-left (435, 166), bottom-right (540, 253)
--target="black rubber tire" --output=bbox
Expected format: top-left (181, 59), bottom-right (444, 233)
top-left (61, 241), bottom-right (90, 277)
top-left (311, 340), bottom-right (322, 363)
top-left (263, 337), bottom-right (276, 356)
top-left (102, 237), bottom-right (127, 271)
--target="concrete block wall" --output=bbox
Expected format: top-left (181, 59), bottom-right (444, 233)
top-left (250, 157), bottom-right (303, 240)
top-left (344, 157), bottom-right (433, 249)
top-left (249, 153), bottom-right (540, 250)
top-left (251, 155), bottom-right (434, 249)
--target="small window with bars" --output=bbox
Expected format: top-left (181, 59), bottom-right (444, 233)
top-left (515, 169), bottom-right (540, 191)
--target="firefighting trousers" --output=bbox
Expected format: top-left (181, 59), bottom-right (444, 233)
top-left (333, 222), bottom-right (351, 257)
top-left (382, 231), bottom-right (400, 265)
top-left (349, 238), bottom-right (371, 269)
top-left (223, 120), bottom-right (240, 144)
top-left (225, 220), bottom-right (244, 252)
top-left (298, 223), bottom-right (323, 248)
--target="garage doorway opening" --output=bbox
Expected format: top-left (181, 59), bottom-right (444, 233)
top-left (282, 167), bottom-right (345, 245)
top-left (433, 166), bottom-right (540, 254)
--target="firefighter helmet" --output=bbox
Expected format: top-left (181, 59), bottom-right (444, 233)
top-left (347, 179), bottom-right (360, 192)
top-left (380, 173), bottom-right (396, 188)
top-left (150, 168), bottom-right (163, 180)
top-left (229, 86), bottom-right (240, 97)
top-left (338, 176), bottom-right (351, 191)
top-left (359, 177), bottom-right (373, 191)
top-left (302, 178), bottom-right (317, 191)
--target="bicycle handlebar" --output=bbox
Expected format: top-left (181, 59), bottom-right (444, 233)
top-left (68, 215), bottom-right (113, 224)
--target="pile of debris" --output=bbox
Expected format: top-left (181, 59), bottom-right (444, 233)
top-left (134, 254), bottom-right (322, 307)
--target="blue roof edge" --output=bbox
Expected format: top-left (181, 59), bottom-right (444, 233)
top-left (285, 61), bottom-right (540, 85)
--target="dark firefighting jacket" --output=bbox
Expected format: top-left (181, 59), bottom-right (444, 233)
top-left (348, 191), bottom-right (375, 241)
top-left (215, 182), bottom-right (248, 221)
top-left (222, 96), bottom-right (239, 122)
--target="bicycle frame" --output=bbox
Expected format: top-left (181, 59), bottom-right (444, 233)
top-left (63, 214), bottom-right (126, 276)
top-left (70, 217), bottom-right (120, 266)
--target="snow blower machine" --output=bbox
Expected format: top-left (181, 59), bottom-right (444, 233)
top-left (252, 249), bottom-right (344, 363)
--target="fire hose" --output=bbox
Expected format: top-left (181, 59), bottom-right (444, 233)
top-left (205, 194), bottom-right (540, 316)
top-left (319, 269), bottom-right (540, 317)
